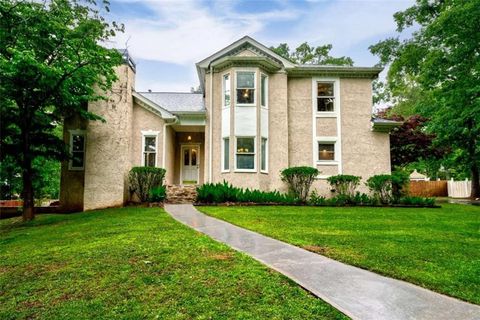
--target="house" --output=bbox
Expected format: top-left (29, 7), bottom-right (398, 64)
top-left (60, 36), bottom-right (399, 211)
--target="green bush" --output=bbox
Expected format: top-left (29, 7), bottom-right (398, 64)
top-left (327, 174), bottom-right (361, 198)
top-left (196, 181), bottom-right (297, 204)
top-left (280, 166), bottom-right (319, 202)
top-left (397, 196), bottom-right (435, 207)
top-left (309, 190), bottom-right (375, 206)
top-left (391, 170), bottom-right (410, 200)
top-left (129, 167), bottom-right (166, 202)
top-left (149, 186), bottom-right (166, 202)
top-left (366, 174), bottom-right (393, 204)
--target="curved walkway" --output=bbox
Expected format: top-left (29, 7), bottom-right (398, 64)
top-left (164, 204), bottom-right (480, 320)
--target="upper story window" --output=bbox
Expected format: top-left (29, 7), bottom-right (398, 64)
top-left (260, 74), bottom-right (268, 108)
top-left (143, 135), bottom-right (157, 167)
top-left (69, 130), bottom-right (86, 170)
top-left (317, 82), bottom-right (335, 112)
top-left (223, 74), bottom-right (230, 107)
top-left (236, 71), bottom-right (255, 105)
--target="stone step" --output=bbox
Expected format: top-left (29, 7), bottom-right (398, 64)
top-left (166, 185), bottom-right (198, 204)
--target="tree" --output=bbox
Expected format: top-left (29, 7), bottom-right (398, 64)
top-left (369, 0), bottom-right (480, 198)
top-left (270, 42), bottom-right (353, 66)
top-left (0, 0), bottom-right (124, 220)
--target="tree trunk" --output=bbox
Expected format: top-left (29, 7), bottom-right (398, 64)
top-left (471, 161), bottom-right (480, 199)
top-left (22, 162), bottom-right (35, 221)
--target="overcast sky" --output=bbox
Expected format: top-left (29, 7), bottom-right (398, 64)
top-left (108, 0), bottom-right (414, 92)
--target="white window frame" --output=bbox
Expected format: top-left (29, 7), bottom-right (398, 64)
top-left (260, 73), bottom-right (268, 109)
top-left (315, 79), bottom-right (339, 117)
top-left (222, 72), bottom-right (231, 109)
top-left (260, 137), bottom-right (268, 173)
top-left (68, 129), bottom-right (86, 171)
top-left (141, 130), bottom-right (159, 167)
top-left (221, 137), bottom-right (230, 173)
top-left (316, 137), bottom-right (339, 165)
top-left (234, 136), bottom-right (256, 172)
top-left (235, 70), bottom-right (257, 107)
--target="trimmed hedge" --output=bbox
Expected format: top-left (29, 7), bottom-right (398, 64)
top-left (196, 181), bottom-right (297, 204)
top-left (280, 166), bottom-right (319, 202)
top-left (327, 174), bottom-right (361, 198)
top-left (129, 167), bottom-right (166, 202)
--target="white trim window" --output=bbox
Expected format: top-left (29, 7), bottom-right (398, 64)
top-left (142, 134), bottom-right (158, 167)
top-left (316, 82), bottom-right (335, 112)
top-left (260, 73), bottom-right (268, 108)
top-left (316, 138), bottom-right (339, 164)
top-left (236, 71), bottom-right (256, 106)
top-left (69, 130), bottom-right (86, 170)
top-left (222, 73), bottom-right (231, 108)
top-left (222, 137), bottom-right (230, 172)
top-left (261, 137), bottom-right (268, 173)
top-left (235, 137), bottom-right (256, 171)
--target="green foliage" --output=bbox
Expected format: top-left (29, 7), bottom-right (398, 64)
top-left (270, 42), bottom-right (353, 65)
top-left (370, 0), bottom-right (480, 197)
top-left (196, 181), bottom-right (297, 204)
top-left (280, 166), bottom-right (319, 202)
top-left (391, 170), bottom-right (410, 200)
top-left (326, 175), bottom-right (361, 198)
top-left (366, 175), bottom-right (393, 204)
top-left (0, 0), bottom-right (124, 218)
top-left (397, 196), bottom-right (435, 207)
top-left (148, 186), bottom-right (166, 203)
top-left (128, 167), bottom-right (166, 202)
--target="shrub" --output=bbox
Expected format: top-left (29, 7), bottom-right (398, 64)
top-left (196, 181), bottom-right (297, 204)
top-left (397, 196), bottom-right (435, 207)
top-left (149, 186), bottom-right (166, 202)
top-left (327, 174), bottom-right (361, 198)
top-left (366, 174), bottom-right (393, 204)
top-left (391, 170), bottom-right (410, 200)
top-left (129, 167), bottom-right (166, 202)
top-left (281, 166), bottom-right (319, 202)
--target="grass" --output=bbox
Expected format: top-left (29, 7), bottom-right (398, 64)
top-left (0, 207), bottom-right (346, 320)
top-left (198, 204), bottom-right (480, 304)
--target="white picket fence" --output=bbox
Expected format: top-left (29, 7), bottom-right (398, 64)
top-left (447, 179), bottom-right (471, 198)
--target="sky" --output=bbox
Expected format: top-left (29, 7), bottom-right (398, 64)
top-left (108, 0), bottom-right (415, 93)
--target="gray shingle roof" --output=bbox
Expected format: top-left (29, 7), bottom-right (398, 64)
top-left (137, 92), bottom-right (205, 114)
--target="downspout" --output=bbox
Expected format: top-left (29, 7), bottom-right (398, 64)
top-left (208, 64), bottom-right (213, 183)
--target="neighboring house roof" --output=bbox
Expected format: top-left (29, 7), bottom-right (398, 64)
top-left (137, 92), bottom-right (205, 114)
top-left (371, 118), bottom-right (403, 132)
top-left (410, 169), bottom-right (428, 180)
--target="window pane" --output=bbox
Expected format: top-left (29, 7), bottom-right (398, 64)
top-left (224, 74), bottom-right (230, 106)
top-left (184, 149), bottom-right (190, 166)
top-left (237, 138), bottom-right (255, 153)
top-left (261, 138), bottom-right (267, 171)
top-left (317, 98), bottom-right (334, 112)
top-left (224, 138), bottom-right (229, 170)
top-left (191, 149), bottom-right (197, 166)
top-left (72, 135), bottom-right (84, 152)
top-left (145, 152), bottom-right (156, 167)
top-left (237, 72), bottom-right (254, 88)
top-left (72, 151), bottom-right (84, 168)
top-left (236, 89), bottom-right (254, 104)
top-left (317, 83), bottom-right (334, 96)
top-left (144, 137), bottom-right (156, 152)
top-left (237, 154), bottom-right (254, 169)
top-left (318, 143), bottom-right (335, 161)
top-left (261, 75), bottom-right (267, 107)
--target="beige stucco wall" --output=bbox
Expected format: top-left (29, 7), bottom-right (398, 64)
top-left (131, 102), bottom-right (165, 167)
top-left (82, 64), bottom-right (135, 210)
top-left (340, 78), bottom-right (391, 192)
top-left (165, 126), bottom-right (176, 184)
top-left (316, 118), bottom-right (337, 136)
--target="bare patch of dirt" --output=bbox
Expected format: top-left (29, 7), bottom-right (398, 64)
top-left (302, 245), bottom-right (330, 255)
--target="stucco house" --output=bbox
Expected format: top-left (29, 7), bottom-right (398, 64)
top-left (60, 36), bottom-right (399, 211)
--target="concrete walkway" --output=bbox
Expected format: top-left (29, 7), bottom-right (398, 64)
top-left (164, 204), bottom-right (480, 320)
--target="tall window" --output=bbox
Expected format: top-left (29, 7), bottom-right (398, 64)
top-left (236, 71), bottom-right (255, 105)
top-left (317, 82), bottom-right (335, 112)
top-left (143, 136), bottom-right (157, 167)
top-left (318, 142), bottom-right (335, 161)
top-left (236, 137), bottom-right (255, 170)
top-left (223, 138), bottom-right (230, 171)
top-left (261, 74), bottom-right (268, 108)
top-left (223, 74), bottom-right (230, 107)
top-left (261, 137), bottom-right (268, 172)
top-left (69, 131), bottom-right (85, 170)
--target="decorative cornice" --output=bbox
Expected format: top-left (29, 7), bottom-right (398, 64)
top-left (210, 56), bottom-right (283, 73)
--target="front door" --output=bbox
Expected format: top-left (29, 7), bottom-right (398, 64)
top-left (182, 146), bottom-right (199, 184)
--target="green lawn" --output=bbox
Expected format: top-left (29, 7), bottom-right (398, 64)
top-left (199, 204), bottom-right (480, 304)
top-left (0, 208), bottom-right (346, 320)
